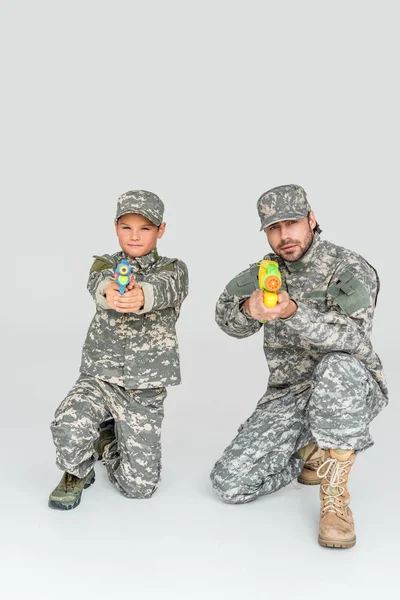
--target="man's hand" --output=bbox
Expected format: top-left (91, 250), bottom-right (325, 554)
top-left (105, 280), bottom-right (145, 313)
top-left (242, 290), bottom-right (297, 322)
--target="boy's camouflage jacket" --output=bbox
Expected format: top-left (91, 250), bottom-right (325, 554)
top-left (80, 249), bottom-right (188, 389)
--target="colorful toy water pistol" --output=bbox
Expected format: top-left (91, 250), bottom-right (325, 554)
top-left (114, 260), bottom-right (133, 294)
top-left (258, 260), bottom-right (282, 308)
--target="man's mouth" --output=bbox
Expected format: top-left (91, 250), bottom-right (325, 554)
top-left (281, 244), bottom-right (297, 250)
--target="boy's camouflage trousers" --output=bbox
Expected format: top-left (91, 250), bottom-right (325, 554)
top-left (50, 375), bottom-right (166, 499)
top-left (211, 352), bottom-right (386, 504)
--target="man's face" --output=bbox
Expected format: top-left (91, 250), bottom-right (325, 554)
top-left (115, 213), bottom-right (166, 257)
top-left (264, 212), bottom-right (316, 262)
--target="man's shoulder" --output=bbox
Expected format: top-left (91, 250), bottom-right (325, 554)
top-left (319, 239), bottom-right (375, 273)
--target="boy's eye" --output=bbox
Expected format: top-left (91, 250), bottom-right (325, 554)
top-left (122, 226), bottom-right (130, 230)
top-left (141, 227), bottom-right (150, 231)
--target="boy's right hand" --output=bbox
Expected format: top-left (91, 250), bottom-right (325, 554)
top-left (105, 281), bottom-right (121, 308)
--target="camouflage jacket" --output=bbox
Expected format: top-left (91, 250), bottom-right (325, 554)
top-left (215, 233), bottom-right (388, 406)
top-left (80, 249), bottom-right (189, 389)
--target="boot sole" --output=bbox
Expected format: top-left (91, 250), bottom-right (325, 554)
top-left (318, 534), bottom-right (356, 549)
top-left (297, 476), bottom-right (322, 485)
top-left (48, 476), bottom-right (95, 511)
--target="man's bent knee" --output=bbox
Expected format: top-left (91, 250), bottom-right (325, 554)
top-left (210, 468), bottom-right (249, 505)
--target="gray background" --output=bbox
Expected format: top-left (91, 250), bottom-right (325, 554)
top-left (1, 1), bottom-right (399, 598)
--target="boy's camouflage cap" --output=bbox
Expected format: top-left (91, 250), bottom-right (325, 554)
top-left (257, 184), bottom-right (311, 230)
top-left (116, 190), bottom-right (164, 225)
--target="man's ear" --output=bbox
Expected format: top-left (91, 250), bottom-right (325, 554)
top-left (308, 211), bottom-right (317, 230)
top-left (157, 222), bottom-right (166, 239)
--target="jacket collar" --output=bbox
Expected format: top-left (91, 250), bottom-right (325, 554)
top-left (123, 248), bottom-right (159, 271)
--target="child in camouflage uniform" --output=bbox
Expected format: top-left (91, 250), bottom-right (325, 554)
top-left (49, 190), bottom-right (188, 509)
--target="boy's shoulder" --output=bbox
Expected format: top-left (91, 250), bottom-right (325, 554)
top-left (89, 251), bottom-right (122, 273)
top-left (155, 254), bottom-right (187, 273)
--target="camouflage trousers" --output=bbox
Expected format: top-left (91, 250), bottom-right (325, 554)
top-left (50, 374), bottom-right (166, 499)
top-left (211, 352), bottom-right (386, 504)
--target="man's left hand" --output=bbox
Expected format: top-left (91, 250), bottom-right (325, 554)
top-left (243, 290), bottom-right (297, 321)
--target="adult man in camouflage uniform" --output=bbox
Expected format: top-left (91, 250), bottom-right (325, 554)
top-left (49, 191), bottom-right (189, 509)
top-left (210, 184), bottom-right (388, 548)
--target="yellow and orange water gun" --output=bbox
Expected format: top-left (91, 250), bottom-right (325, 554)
top-left (258, 260), bottom-right (282, 308)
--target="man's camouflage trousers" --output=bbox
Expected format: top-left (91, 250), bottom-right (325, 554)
top-left (210, 352), bottom-right (387, 504)
top-left (51, 375), bottom-right (166, 499)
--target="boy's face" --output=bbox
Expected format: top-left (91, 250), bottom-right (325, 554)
top-left (115, 213), bottom-right (166, 257)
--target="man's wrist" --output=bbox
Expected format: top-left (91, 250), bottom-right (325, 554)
top-left (280, 299), bottom-right (298, 320)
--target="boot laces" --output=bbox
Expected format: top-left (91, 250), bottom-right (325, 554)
top-left (317, 457), bottom-right (352, 516)
top-left (304, 455), bottom-right (324, 472)
top-left (62, 472), bottom-right (80, 491)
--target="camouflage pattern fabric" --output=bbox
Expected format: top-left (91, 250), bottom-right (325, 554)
top-left (51, 375), bottom-right (166, 499)
top-left (215, 233), bottom-right (388, 408)
top-left (211, 351), bottom-right (381, 504)
top-left (212, 230), bottom-right (388, 503)
top-left (116, 190), bottom-right (164, 225)
top-left (257, 184), bottom-right (311, 230)
top-left (81, 248), bottom-right (189, 389)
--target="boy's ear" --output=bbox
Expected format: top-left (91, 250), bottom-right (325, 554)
top-left (157, 222), bottom-right (166, 239)
top-left (114, 219), bottom-right (118, 232)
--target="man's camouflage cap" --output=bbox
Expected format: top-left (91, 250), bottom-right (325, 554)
top-left (257, 184), bottom-right (311, 231)
top-left (116, 190), bottom-right (164, 225)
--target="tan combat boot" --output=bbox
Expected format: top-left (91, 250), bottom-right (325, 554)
top-left (317, 449), bottom-right (357, 549)
top-left (298, 445), bottom-right (327, 485)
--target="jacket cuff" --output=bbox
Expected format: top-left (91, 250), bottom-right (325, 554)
top-left (95, 277), bottom-right (114, 309)
top-left (135, 282), bottom-right (155, 314)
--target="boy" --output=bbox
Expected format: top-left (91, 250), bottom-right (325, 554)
top-left (49, 190), bottom-right (189, 509)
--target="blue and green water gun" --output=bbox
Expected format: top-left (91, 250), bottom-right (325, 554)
top-left (114, 260), bottom-right (133, 294)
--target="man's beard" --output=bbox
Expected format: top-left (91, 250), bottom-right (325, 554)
top-left (273, 227), bottom-right (314, 262)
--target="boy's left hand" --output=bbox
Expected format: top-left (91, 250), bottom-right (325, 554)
top-left (113, 280), bottom-right (145, 313)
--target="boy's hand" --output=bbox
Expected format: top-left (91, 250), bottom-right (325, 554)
top-left (242, 290), bottom-right (297, 321)
top-left (105, 281), bottom-right (121, 308)
top-left (113, 280), bottom-right (145, 313)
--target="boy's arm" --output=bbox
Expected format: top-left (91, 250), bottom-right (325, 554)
top-left (136, 260), bottom-right (189, 314)
top-left (87, 255), bottom-right (116, 309)
top-left (215, 265), bottom-right (263, 339)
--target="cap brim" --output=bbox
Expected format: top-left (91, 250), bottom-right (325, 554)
top-left (116, 208), bottom-right (161, 226)
top-left (260, 212), bottom-right (308, 231)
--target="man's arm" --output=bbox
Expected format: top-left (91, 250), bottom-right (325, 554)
top-left (215, 265), bottom-right (263, 339)
top-left (246, 258), bottom-right (378, 354)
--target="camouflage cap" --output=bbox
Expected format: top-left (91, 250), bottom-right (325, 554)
top-left (116, 190), bottom-right (164, 225)
top-left (257, 184), bottom-right (311, 231)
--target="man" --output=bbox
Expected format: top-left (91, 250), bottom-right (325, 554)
top-left (210, 184), bottom-right (388, 548)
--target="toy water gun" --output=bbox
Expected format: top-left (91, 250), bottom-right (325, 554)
top-left (258, 260), bottom-right (282, 308)
top-left (114, 260), bottom-right (133, 294)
